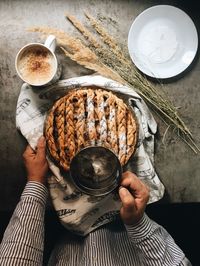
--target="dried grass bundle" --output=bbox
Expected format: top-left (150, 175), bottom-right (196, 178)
top-left (28, 14), bottom-right (199, 153)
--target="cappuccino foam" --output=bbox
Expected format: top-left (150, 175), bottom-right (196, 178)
top-left (18, 46), bottom-right (56, 85)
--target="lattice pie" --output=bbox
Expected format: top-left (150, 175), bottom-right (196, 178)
top-left (45, 87), bottom-right (137, 171)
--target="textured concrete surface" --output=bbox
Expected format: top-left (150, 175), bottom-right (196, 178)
top-left (0, 0), bottom-right (200, 210)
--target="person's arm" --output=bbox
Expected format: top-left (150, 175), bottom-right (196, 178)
top-left (125, 213), bottom-right (191, 266)
top-left (119, 172), bottom-right (191, 266)
top-left (0, 137), bottom-right (49, 266)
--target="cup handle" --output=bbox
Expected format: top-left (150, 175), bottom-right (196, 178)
top-left (44, 35), bottom-right (56, 52)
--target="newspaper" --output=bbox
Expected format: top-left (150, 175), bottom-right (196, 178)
top-left (16, 75), bottom-right (165, 235)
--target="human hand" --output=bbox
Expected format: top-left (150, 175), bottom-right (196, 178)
top-left (119, 171), bottom-right (149, 225)
top-left (23, 136), bottom-right (49, 185)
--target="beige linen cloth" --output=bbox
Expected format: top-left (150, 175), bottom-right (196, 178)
top-left (16, 75), bottom-right (165, 235)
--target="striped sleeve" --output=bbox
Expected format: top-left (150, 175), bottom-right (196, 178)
top-left (0, 181), bottom-right (48, 266)
top-left (125, 213), bottom-right (192, 266)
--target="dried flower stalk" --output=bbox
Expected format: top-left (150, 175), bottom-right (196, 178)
top-left (84, 12), bottom-right (127, 63)
top-left (66, 15), bottom-right (100, 49)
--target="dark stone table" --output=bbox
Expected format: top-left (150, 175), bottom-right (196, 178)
top-left (0, 0), bottom-right (200, 210)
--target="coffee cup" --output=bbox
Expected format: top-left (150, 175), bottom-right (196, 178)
top-left (15, 35), bottom-right (62, 87)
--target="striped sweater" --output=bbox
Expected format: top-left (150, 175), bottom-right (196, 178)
top-left (0, 182), bottom-right (191, 266)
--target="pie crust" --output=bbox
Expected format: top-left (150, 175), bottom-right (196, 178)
top-left (45, 87), bottom-right (137, 171)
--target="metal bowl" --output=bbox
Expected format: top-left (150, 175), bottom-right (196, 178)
top-left (69, 146), bottom-right (122, 196)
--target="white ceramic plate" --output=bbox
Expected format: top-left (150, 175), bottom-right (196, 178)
top-left (128, 5), bottom-right (198, 78)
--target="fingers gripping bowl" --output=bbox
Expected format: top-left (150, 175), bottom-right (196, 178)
top-left (44, 87), bottom-right (138, 195)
